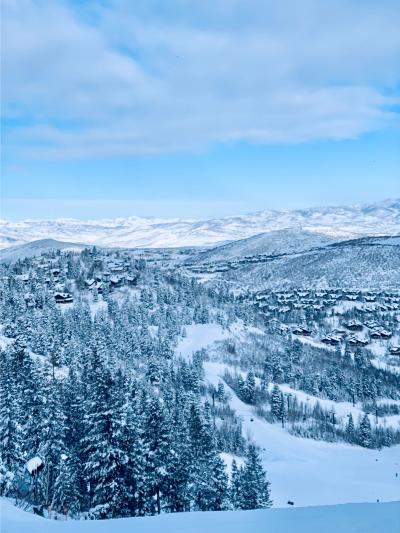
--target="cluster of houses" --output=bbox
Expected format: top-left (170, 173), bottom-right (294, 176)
top-left (253, 288), bottom-right (400, 315)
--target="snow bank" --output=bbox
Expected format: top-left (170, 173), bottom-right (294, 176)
top-left (2, 497), bottom-right (400, 533)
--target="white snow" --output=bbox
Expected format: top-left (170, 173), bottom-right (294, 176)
top-left (176, 324), bottom-right (228, 359)
top-left (2, 497), bottom-right (400, 533)
top-left (25, 456), bottom-right (43, 475)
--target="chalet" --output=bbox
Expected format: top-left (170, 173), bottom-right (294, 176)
top-left (380, 330), bottom-right (392, 339)
top-left (370, 331), bottom-right (381, 339)
top-left (293, 327), bottom-right (312, 336)
top-left (54, 292), bottom-right (73, 304)
top-left (110, 266), bottom-right (125, 273)
top-left (315, 292), bottom-right (327, 298)
top-left (364, 296), bottom-right (376, 302)
top-left (109, 275), bottom-right (123, 288)
top-left (346, 294), bottom-right (359, 301)
top-left (357, 339), bottom-right (369, 346)
top-left (389, 347), bottom-right (400, 355)
top-left (346, 321), bottom-right (363, 331)
top-left (348, 336), bottom-right (368, 346)
top-left (126, 276), bottom-right (137, 286)
top-left (85, 279), bottom-right (96, 289)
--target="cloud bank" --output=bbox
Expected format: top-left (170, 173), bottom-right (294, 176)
top-left (3, 0), bottom-right (400, 160)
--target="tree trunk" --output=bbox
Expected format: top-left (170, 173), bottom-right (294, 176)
top-left (156, 488), bottom-right (161, 514)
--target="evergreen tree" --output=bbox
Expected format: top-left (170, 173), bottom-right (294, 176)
top-left (230, 459), bottom-right (242, 510)
top-left (359, 414), bottom-right (372, 448)
top-left (240, 445), bottom-right (272, 509)
top-left (52, 455), bottom-right (81, 517)
top-left (270, 385), bottom-right (285, 422)
top-left (346, 413), bottom-right (356, 443)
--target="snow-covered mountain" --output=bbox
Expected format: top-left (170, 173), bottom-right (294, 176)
top-left (1, 199), bottom-right (399, 250)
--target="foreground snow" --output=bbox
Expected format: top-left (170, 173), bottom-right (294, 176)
top-left (2, 497), bottom-right (399, 533)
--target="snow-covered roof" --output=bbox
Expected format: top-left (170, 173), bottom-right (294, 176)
top-left (26, 456), bottom-right (43, 474)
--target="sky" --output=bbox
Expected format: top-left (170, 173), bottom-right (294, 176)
top-left (1, 0), bottom-right (400, 221)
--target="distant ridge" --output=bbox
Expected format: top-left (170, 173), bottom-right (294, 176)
top-left (0, 239), bottom-right (88, 263)
top-left (1, 198), bottom-right (399, 251)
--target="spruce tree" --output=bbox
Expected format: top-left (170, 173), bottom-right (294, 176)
top-left (359, 414), bottom-right (372, 448)
top-left (240, 445), bottom-right (272, 509)
top-left (346, 413), bottom-right (356, 443)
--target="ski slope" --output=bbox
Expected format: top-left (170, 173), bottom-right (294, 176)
top-left (174, 324), bottom-right (400, 508)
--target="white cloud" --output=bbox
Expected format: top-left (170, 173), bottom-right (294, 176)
top-left (2, 0), bottom-right (400, 160)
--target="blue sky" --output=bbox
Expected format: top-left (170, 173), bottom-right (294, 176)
top-left (2, 0), bottom-right (400, 221)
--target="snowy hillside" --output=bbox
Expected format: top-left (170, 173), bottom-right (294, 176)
top-left (2, 497), bottom-right (400, 533)
top-left (226, 239), bottom-right (400, 290)
top-left (186, 228), bottom-right (361, 264)
top-left (0, 239), bottom-right (88, 263)
top-left (1, 199), bottom-right (399, 250)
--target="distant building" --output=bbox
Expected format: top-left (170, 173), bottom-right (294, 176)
top-left (54, 292), bottom-right (73, 304)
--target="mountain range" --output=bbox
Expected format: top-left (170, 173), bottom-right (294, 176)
top-left (1, 199), bottom-right (399, 252)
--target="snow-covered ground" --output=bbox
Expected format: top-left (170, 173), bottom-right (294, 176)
top-left (2, 497), bottom-right (400, 533)
top-left (174, 324), bottom-right (400, 508)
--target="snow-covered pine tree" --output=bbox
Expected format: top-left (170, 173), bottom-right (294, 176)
top-left (359, 414), bottom-right (372, 448)
top-left (346, 413), bottom-right (356, 443)
top-left (240, 445), bottom-right (272, 509)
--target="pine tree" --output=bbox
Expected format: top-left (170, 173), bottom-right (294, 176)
top-left (218, 382), bottom-right (225, 405)
top-left (52, 455), bottom-right (81, 517)
top-left (0, 349), bottom-right (24, 478)
top-left (346, 413), bottom-right (356, 443)
top-left (143, 394), bottom-right (170, 514)
top-left (270, 385), bottom-right (284, 422)
top-left (245, 372), bottom-right (256, 403)
top-left (230, 458), bottom-right (242, 510)
top-left (240, 445), bottom-right (272, 509)
top-left (359, 414), bottom-right (372, 448)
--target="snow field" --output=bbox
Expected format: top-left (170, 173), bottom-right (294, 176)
top-left (2, 497), bottom-right (400, 533)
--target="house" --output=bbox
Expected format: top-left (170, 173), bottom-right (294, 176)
top-left (346, 321), bottom-right (363, 331)
top-left (293, 327), bottom-right (312, 336)
top-left (54, 292), bottom-right (73, 304)
top-left (321, 336), bottom-right (340, 346)
top-left (348, 336), bottom-right (368, 346)
top-left (109, 275), bottom-right (123, 288)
